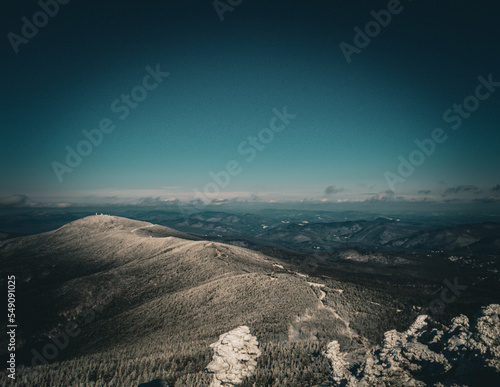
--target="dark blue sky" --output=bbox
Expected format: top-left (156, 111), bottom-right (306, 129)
top-left (1, 0), bottom-right (500, 207)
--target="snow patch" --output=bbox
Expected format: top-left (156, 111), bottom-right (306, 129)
top-left (307, 282), bottom-right (325, 288)
top-left (131, 224), bottom-right (155, 233)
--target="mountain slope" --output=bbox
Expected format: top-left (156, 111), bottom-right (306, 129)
top-left (1, 215), bottom-right (496, 386)
top-left (0, 216), bottom-right (336, 386)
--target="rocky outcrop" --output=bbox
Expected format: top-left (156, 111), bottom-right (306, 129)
top-left (206, 326), bottom-right (261, 386)
top-left (324, 304), bottom-right (500, 386)
top-left (324, 340), bottom-right (357, 385)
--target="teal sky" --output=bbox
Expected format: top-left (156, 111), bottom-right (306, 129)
top-left (1, 0), bottom-right (500, 207)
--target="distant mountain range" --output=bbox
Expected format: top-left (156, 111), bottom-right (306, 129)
top-left (2, 209), bottom-right (499, 258)
top-left (167, 213), bottom-right (500, 257)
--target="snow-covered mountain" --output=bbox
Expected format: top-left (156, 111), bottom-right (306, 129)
top-left (0, 215), bottom-right (498, 386)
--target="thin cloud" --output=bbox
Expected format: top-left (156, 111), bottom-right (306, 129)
top-left (473, 196), bottom-right (500, 203)
top-left (211, 198), bottom-right (230, 205)
top-left (492, 184), bottom-right (500, 192)
top-left (0, 194), bottom-right (29, 207)
top-left (418, 190), bottom-right (431, 195)
top-left (369, 190), bottom-right (396, 202)
top-left (442, 185), bottom-right (481, 197)
top-left (367, 191), bottom-right (433, 203)
top-left (137, 196), bottom-right (181, 206)
top-left (324, 185), bottom-right (344, 195)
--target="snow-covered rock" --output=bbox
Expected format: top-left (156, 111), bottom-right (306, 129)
top-left (324, 304), bottom-right (500, 386)
top-left (324, 341), bottom-right (352, 384)
top-left (206, 326), bottom-right (261, 386)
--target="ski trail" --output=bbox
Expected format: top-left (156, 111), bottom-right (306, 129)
top-left (308, 282), bottom-right (354, 338)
